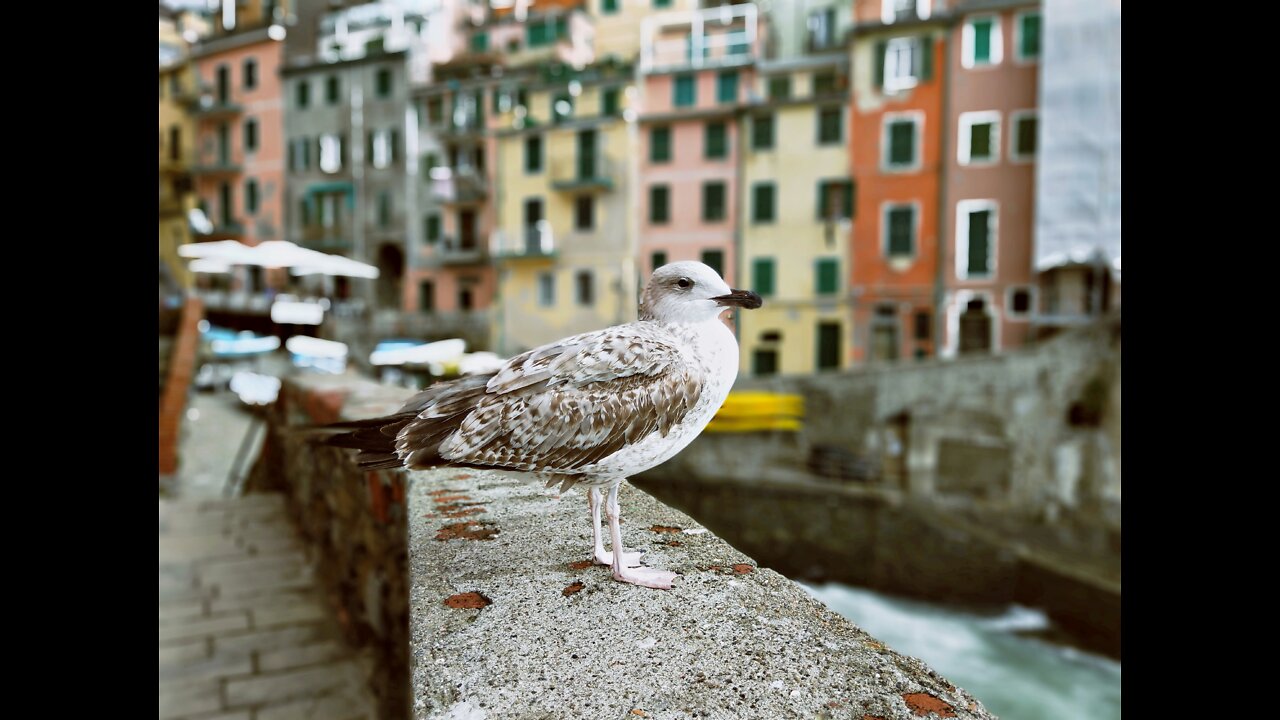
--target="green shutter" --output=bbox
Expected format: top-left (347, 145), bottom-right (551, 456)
top-left (674, 75), bottom-right (695, 107)
top-left (844, 181), bottom-right (855, 219)
top-left (817, 181), bottom-right (829, 220)
top-left (753, 183), bottom-right (774, 223)
top-left (768, 76), bottom-right (790, 100)
top-left (701, 249), bottom-right (724, 276)
top-left (920, 35), bottom-right (934, 81)
top-left (425, 214), bottom-right (440, 242)
top-left (717, 70), bottom-right (738, 103)
top-left (970, 122), bottom-right (991, 159)
top-left (816, 258), bottom-right (838, 294)
top-left (602, 0), bottom-right (618, 13)
top-left (706, 122), bottom-right (726, 159)
top-left (1021, 14), bottom-right (1041, 58)
top-left (650, 185), bottom-right (669, 224)
top-left (968, 210), bottom-right (990, 275)
top-left (603, 87), bottom-right (619, 117)
top-left (874, 40), bottom-right (887, 90)
top-left (888, 207), bottom-right (913, 256)
top-left (753, 258), bottom-right (775, 296)
top-left (651, 126), bottom-right (671, 162)
top-left (1017, 116), bottom-right (1037, 156)
top-left (889, 120), bottom-right (915, 165)
top-left (651, 251), bottom-right (667, 271)
top-left (973, 19), bottom-right (993, 63)
top-left (752, 349), bottom-right (778, 376)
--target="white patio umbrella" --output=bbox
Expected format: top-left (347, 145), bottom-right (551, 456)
top-left (176, 240), bottom-right (379, 279)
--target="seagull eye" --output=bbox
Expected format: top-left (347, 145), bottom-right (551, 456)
top-left (676, 278), bottom-right (693, 289)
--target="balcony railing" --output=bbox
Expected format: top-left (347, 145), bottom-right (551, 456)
top-left (301, 225), bottom-right (353, 251)
top-left (437, 235), bottom-right (489, 265)
top-left (191, 161), bottom-right (242, 176)
top-left (194, 222), bottom-right (245, 239)
top-left (192, 98), bottom-right (244, 118)
top-left (550, 156), bottom-right (615, 192)
top-left (492, 223), bottom-right (556, 260)
top-left (430, 167), bottom-right (488, 204)
top-left (640, 3), bottom-right (759, 73)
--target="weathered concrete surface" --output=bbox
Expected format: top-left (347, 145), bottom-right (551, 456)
top-left (408, 471), bottom-right (995, 720)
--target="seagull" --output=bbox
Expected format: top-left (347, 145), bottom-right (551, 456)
top-left (323, 262), bottom-right (762, 589)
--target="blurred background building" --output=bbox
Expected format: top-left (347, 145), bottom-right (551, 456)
top-left (161, 0), bottom-right (1121, 369)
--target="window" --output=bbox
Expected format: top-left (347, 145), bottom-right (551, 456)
top-left (243, 58), bottom-right (257, 90)
top-left (458, 285), bottom-right (474, 311)
top-left (651, 126), bottom-right (671, 163)
top-left (296, 80), bottom-right (310, 108)
top-left (1011, 111), bottom-right (1037, 160)
top-left (424, 214), bottom-right (440, 242)
top-left (1016, 11), bottom-right (1041, 61)
top-left (216, 65), bottom-right (229, 103)
top-left (701, 249), bottom-right (724, 277)
top-left (602, 0), bottom-right (619, 13)
top-left (702, 181), bottom-right (726, 222)
top-left (575, 270), bottom-right (594, 306)
top-left (816, 322), bottom-right (841, 370)
top-left (527, 17), bottom-right (567, 48)
top-left (914, 310), bottom-right (931, 340)
top-left (883, 113), bottom-right (920, 170)
top-left (418, 281), bottom-right (435, 312)
top-left (602, 87), bottom-right (620, 117)
top-left (753, 349), bottom-right (778, 376)
top-left (299, 197), bottom-right (312, 226)
top-left (369, 128), bottom-right (393, 169)
top-left (377, 191), bottom-right (391, 228)
top-left (470, 31), bottom-right (488, 53)
top-left (654, 0), bottom-right (672, 7)
top-left (752, 183), bottom-right (775, 224)
top-left (575, 195), bottom-right (594, 231)
top-left (553, 93), bottom-right (573, 123)
top-left (217, 123), bottom-right (231, 164)
top-left (426, 97), bottom-right (443, 124)
top-left (244, 179), bottom-right (258, 214)
top-left (882, 0), bottom-right (929, 24)
top-left (963, 15), bottom-right (1002, 68)
top-left (243, 118), bottom-right (258, 152)
top-left (752, 258), bottom-right (775, 296)
top-left (767, 76), bottom-right (791, 100)
top-left (423, 153), bottom-right (439, 177)
top-left (882, 36), bottom-right (930, 92)
top-left (320, 133), bottom-right (342, 173)
top-left (812, 71), bottom-right (837, 95)
top-left (538, 272), bottom-right (555, 307)
top-left (320, 194), bottom-right (342, 229)
top-left (752, 113), bottom-right (774, 150)
top-left (815, 258), bottom-right (839, 295)
top-left (674, 74), bottom-right (696, 107)
top-left (375, 68), bottom-right (393, 98)
top-left (956, 199), bottom-right (997, 279)
top-left (525, 135), bottom-right (543, 173)
top-left (650, 185), bottom-right (670, 224)
top-left (808, 7), bottom-right (836, 51)
top-left (705, 122), bottom-right (727, 159)
top-left (219, 182), bottom-right (233, 225)
top-left (1007, 286), bottom-right (1033, 317)
top-left (817, 180), bottom-right (855, 220)
top-left (884, 203), bottom-right (916, 258)
top-left (958, 111), bottom-right (1000, 165)
top-left (168, 125), bottom-right (181, 161)
top-left (651, 251), bottom-right (668, 272)
top-left (717, 70), bottom-right (738, 103)
top-left (326, 75), bottom-right (340, 104)
top-left (817, 107), bottom-right (842, 145)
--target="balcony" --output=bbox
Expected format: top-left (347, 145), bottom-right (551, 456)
top-left (301, 226), bottom-right (353, 251)
top-left (194, 222), bottom-right (245, 240)
top-left (493, 224), bottom-right (556, 261)
top-left (550, 156), bottom-right (615, 192)
top-left (192, 97), bottom-right (244, 118)
top-left (437, 235), bottom-right (489, 266)
top-left (430, 167), bottom-right (488, 205)
top-left (191, 161), bottom-right (242, 176)
top-left (640, 3), bottom-right (759, 73)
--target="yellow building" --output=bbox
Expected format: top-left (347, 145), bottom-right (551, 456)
top-left (491, 66), bottom-right (638, 355)
top-left (739, 54), bottom-right (854, 376)
top-left (159, 6), bottom-right (208, 289)
top-left (587, 0), bottom-right (696, 64)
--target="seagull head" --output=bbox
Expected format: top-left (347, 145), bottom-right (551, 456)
top-left (639, 261), bottom-right (763, 324)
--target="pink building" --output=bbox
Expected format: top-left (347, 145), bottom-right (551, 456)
top-left (636, 3), bottom-right (765, 285)
top-left (192, 26), bottom-right (286, 266)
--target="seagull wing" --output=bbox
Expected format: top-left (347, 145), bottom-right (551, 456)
top-left (394, 324), bottom-right (704, 475)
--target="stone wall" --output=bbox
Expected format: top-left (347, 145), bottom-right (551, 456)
top-left (249, 374), bottom-right (419, 719)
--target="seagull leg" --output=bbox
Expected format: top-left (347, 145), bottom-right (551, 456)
top-left (591, 487), bottom-right (643, 568)
top-left (605, 483), bottom-right (677, 589)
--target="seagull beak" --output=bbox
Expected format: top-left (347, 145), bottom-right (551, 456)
top-left (712, 289), bottom-right (764, 310)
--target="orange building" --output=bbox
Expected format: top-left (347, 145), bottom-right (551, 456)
top-left (848, 0), bottom-right (949, 363)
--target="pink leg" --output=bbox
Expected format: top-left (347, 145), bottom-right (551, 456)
top-left (590, 487), bottom-right (642, 567)
top-left (605, 484), bottom-right (677, 589)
